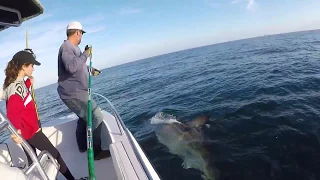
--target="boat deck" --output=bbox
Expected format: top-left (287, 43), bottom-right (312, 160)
top-left (0, 109), bottom-right (159, 180)
top-left (41, 118), bottom-right (117, 180)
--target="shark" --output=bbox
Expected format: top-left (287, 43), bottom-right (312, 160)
top-left (152, 112), bottom-right (219, 180)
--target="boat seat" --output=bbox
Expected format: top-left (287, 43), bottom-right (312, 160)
top-left (0, 143), bottom-right (28, 169)
top-left (0, 162), bottom-right (26, 180)
top-left (0, 143), bottom-right (59, 180)
top-left (0, 149), bottom-right (59, 180)
top-left (26, 151), bottom-right (59, 180)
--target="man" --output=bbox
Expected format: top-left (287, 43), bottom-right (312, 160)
top-left (57, 21), bottom-right (110, 160)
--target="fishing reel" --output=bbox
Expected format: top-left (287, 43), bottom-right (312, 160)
top-left (93, 69), bottom-right (101, 76)
top-left (85, 45), bottom-right (92, 50)
top-left (23, 48), bottom-right (36, 59)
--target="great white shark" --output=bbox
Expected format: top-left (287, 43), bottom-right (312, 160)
top-left (152, 112), bottom-right (219, 180)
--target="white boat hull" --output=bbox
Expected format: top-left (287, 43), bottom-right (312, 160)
top-left (0, 110), bottom-right (160, 180)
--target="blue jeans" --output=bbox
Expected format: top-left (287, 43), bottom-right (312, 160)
top-left (61, 95), bottom-right (109, 151)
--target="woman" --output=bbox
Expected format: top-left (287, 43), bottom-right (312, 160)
top-left (2, 50), bottom-right (87, 180)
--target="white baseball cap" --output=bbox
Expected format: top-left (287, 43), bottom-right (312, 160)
top-left (66, 21), bottom-right (86, 33)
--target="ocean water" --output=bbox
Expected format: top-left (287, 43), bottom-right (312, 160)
top-left (1, 29), bottom-right (320, 180)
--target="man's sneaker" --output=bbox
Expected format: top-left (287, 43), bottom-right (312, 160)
top-left (94, 149), bottom-right (111, 160)
top-left (75, 177), bottom-right (88, 180)
top-left (79, 148), bottom-right (86, 153)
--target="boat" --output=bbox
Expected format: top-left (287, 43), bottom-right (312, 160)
top-left (0, 1), bottom-right (161, 179)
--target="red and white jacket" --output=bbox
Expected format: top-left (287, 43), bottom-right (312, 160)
top-left (2, 77), bottom-right (40, 140)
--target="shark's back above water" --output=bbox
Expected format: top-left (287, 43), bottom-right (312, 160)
top-left (153, 113), bottom-right (219, 180)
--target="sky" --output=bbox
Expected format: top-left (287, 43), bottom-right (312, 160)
top-left (0, 0), bottom-right (320, 88)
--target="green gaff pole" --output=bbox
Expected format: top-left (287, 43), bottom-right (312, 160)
top-left (87, 45), bottom-right (96, 180)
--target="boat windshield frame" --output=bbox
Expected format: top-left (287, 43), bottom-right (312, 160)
top-left (0, 0), bottom-right (44, 32)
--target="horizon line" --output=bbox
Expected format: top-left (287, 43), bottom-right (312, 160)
top-left (34, 28), bottom-right (320, 90)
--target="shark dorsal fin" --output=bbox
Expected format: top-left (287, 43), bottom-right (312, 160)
top-left (186, 116), bottom-right (209, 128)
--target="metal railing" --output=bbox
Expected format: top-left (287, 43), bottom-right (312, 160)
top-left (0, 109), bottom-right (58, 180)
top-left (92, 92), bottom-right (161, 180)
top-left (93, 93), bottom-right (124, 135)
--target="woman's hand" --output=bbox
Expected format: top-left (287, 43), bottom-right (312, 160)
top-left (11, 130), bottom-right (22, 144)
top-left (29, 76), bottom-right (34, 85)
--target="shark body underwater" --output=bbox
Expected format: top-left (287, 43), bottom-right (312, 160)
top-left (153, 112), bottom-right (219, 180)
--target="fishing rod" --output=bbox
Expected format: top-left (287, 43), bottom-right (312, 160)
top-left (86, 45), bottom-right (96, 180)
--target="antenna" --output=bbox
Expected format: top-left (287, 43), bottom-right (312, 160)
top-left (24, 28), bottom-right (40, 121)
top-left (26, 28), bottom-right (28, 49)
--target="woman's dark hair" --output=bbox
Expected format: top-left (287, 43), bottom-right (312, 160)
top-left (3, 60), bottom-right (30, 90)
